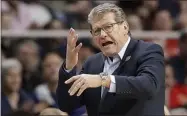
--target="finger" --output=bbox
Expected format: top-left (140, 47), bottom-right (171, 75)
top-left (77, 83), bottom-right (88, 96)
top-left (67, 28), bottom-right (73, 44)
top-left (67, 28), bottom-right (75, 46)
top-left (74, 43), bottom-right (82, 53)
top-left (71, 34), bottom-right (78, 48)
top-left (65, 75), bottom-right (80, 84)
top-left (68, 77), bottom-right (83, 93)
top-left (69, 78), bottom-right (85, 96)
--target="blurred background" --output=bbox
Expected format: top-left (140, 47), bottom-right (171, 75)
top-left (1, 0), bottom-right (187, 116)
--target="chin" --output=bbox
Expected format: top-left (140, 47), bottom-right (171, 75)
top-left (12, 88), bottom-right (20, 92)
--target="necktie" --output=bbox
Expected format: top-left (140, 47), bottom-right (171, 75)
top-left (109, 57), bottom-right (113, 62)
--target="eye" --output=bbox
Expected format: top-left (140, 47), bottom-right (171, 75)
top-left (104, 25), bottom-right (113, 31)
top-left (93, 29), bottom-right (100, 35)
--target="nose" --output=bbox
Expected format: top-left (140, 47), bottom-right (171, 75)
top-left (51, 66), bottom-right (58, 72)
top-left (100, 29), bottom-right (107, 37)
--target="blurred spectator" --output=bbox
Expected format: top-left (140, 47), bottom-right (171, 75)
top-left (1, 10), bottom-right (13, 30)
top-left (37, 19), bottom-right (66, 58)
top-left (1, 0), bottom-right (53, 30)
top-left (175, 12), bottom-right (187, 30)
top-left (179, 1), bottom-right (187, 13)
top-left (136, 6), bottom-right (149, 21)
top-left (15, 40), bottom-right (43, 93)
top-left (165, 61), bottom-right (187, 113)
top-left (136, 0), bottom-right (159, 31)
top-left (165, 61), bottom-right (176, 107)
top-left (169, 31), bottom-right (187, 84)
top-left (152, 10), bottom-right (173, 31)
top-left (64, 0), bottom-right (92, 29)
top-left (1, 59), bottom-right (34, 116)
top-left (76, 38), bottom-right (100, 72)
top-left (34, 52), bottom-right (86, 116)
top-left (26, 0), bottom-right (53, 29)
top-left (1, 0), bottom-right (33, 30)
top-left (158, 0), bottom-right (180, 18)
top-left (143, 0), bottom-right (158, 12)
top-left (37, 0), bottom-right (68, 25)
top-left (169, 83), bottom-right (187, 111)
top-left (64, 0), bottom-right (92, 17)
top-left (127, 14), bottom-right (143, 30)
top-left (39, 0), bottom-right (66, 13)
top-left (34, 52), bottom-right (63, 108)
top-left (43, 19), bottom-right (65, 29)
top-left (117, 0), bottom-right (142, 14)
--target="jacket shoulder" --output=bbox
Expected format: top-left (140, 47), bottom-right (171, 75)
top-left (136, 40), bottom-right (163, 52)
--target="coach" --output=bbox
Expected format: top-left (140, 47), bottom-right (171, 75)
top-left (57, 3), bottom-right (165, 116)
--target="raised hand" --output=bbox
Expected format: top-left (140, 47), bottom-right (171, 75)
top-left (66, 28), bottom-right (82, 70)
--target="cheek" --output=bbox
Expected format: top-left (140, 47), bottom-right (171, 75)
top-left (6, 79), bottom-right (12, 86)
top-left (5, 78), bottom-right (14, 87)
top-left (108, 33), bottom-right (119, 45)
top-left (44, 68), bottom-right (51, 75)
top-left (94, 37), bottom-right (101, 46)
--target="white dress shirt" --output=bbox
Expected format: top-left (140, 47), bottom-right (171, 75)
top-left (104, 36), bottom-right (131, 93)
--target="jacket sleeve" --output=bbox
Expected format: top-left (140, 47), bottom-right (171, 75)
top-left (114, 44), bottom-right (165, 99)
top-left (56, 62), bottom-right (85, 114)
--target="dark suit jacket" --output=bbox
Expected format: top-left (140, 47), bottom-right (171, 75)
top-left (1, 90), bottom-right (31, 116)
top-left (57, 39), bottom-right (165, 116)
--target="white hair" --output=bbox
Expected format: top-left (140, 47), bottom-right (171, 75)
top-left (2, 58), bottom-right (22, 78)
top-left (88, 3), bottom-right (127, 24)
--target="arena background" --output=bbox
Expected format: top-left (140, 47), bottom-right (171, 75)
top-left (1, 0), bottom-right (187, 115)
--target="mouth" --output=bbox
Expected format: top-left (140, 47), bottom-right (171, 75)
top-left (102, 41), bottom-right (114, 47)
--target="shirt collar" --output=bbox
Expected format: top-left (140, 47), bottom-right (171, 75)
top-left (118, 36), bottom-right (131, 60)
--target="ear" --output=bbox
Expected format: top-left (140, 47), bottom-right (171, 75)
top-left (122, 21), bottom-right (129, 35)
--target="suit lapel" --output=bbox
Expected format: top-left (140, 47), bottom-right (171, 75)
top-left (113, 39), bottom-right (138, 75)
top-left (97, 53), bottom-right (105, 73)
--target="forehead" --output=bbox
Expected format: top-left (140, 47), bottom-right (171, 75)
top-left (91, 12), bottom-right (116, 29)
top-left (44, 54), bottom-right (62, 63)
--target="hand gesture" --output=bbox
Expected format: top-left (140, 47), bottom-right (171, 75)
top-left (66, 28), bottom-right (82, 70)
top-left (65, 74), bottom-right (102, 96)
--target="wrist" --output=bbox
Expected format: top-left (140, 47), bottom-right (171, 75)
top-left (102, 77), bottom-right (111, 88)
top-left (65, 61), bottom-right (74, 70)
top-left (65, 65), bottom-right (73, 70)
top-left (100, 73), bottom-right (111, 88)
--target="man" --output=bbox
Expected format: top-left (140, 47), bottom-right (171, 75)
top-left (35, 52), bottom-right (86, 115)
top-left (169, 31), bottom-right (187, 84)
top-left (15, 40), bottom-right (43, 93)
top-left (35, 52), bottom-right (64, 108)
top-left (57, 3), bottom-right (165, 116)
